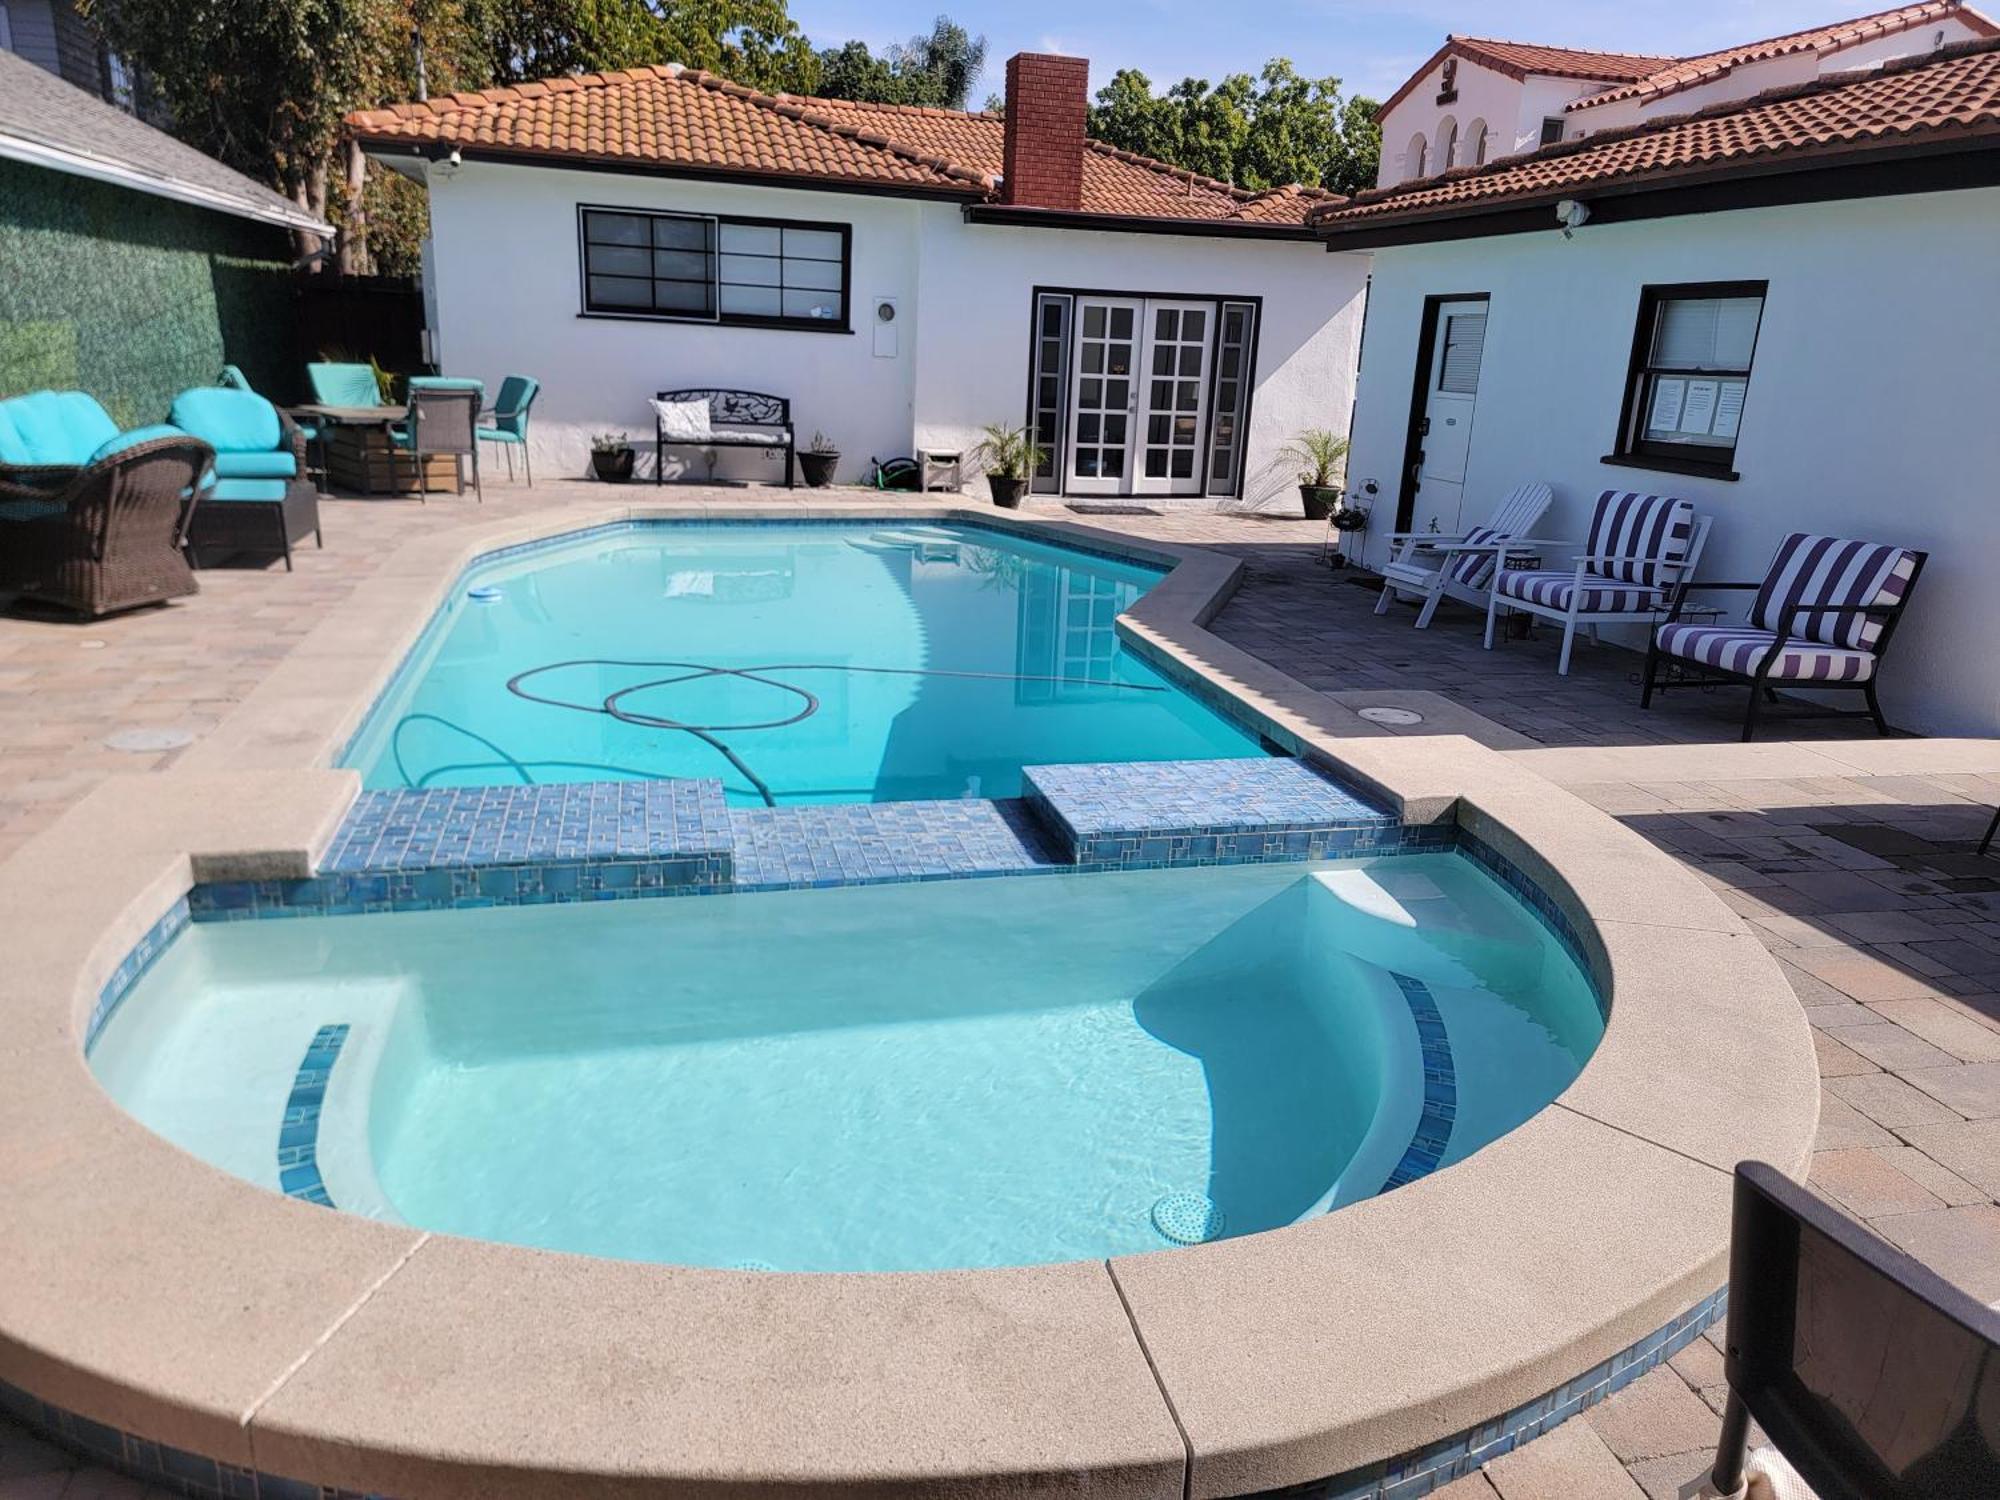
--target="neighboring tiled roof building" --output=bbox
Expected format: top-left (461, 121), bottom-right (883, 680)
top-left (1569, 0), bottom-right (1999, 111)
top-left (1316, 36), bottom-right (2000, 242)
top-left (346, 63), bottom-right (1336, 231)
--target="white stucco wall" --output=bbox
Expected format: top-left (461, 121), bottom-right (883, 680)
top-left (910, 205), bottom-right (1369, 510)
top-left (1378, 64), bottom-right (1614, 186)
top-left (420, 159), bottom-right (1368, 507)
top-left (423, 161), bottom-right (924, 485)
top-left (1341, 187), bottom-right (2000, 735)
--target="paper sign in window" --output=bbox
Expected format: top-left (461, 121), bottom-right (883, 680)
top-left (1712, 383), bottom-right (1745, 440)
top-left (1647, 377), bottom-right (1686, 435)
top-left (1681, 379), bottom-right (1720, 436)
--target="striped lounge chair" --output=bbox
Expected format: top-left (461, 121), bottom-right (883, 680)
top-left (1372, 481), bottom-right (1554, 630)
top-left (1485, 490), bottom-right (1711, 675)
top-left (1642, 532), bottom-right (1927, 741)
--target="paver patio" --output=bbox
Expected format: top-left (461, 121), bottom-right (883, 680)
top-left (3, 477), bottom-right (1996, 1497)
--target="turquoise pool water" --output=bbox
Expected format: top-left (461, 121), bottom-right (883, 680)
top-left (340, 522), bottom-right (1266, 804)
top-left (90, 856), bottom-right (1602, 1272)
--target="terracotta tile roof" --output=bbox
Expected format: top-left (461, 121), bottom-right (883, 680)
top-left (1570, 0), bottom-right (1998, 111)
top-left (1314, 36), bottom-right (2000, 232)
top-left (347, 67), bottom-right (1338, 226)
top-left (1376, 38), bottom-right (1675, 117)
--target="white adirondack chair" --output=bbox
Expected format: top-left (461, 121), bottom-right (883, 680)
top-left (1372, 482), bottom-right (1556, 629)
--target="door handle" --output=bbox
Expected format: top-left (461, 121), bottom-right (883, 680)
top-left (1418, 417), bottom-right (1432, 436)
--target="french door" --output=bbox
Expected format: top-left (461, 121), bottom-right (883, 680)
top-left (1064, 297), bottom-right (1214, 497)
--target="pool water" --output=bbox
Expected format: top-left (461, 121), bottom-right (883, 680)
top-left (340, 522), bottom-right (1266, 804)
top-left (91, 856), bottom-right (1602, 1272)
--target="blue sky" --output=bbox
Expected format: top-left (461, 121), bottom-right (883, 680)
top-left (788, 1), bottom-right (1856, 103)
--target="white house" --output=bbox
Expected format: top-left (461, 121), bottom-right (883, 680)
top-left (349, 54), bottom-right (1368, 508)
top-left (1320, 36), bottom-right (2000, 735)
top-left (1374, 0), bottom-right (1995, 186)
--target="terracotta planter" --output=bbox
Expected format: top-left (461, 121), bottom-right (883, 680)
top-left (1299, 484), bottom-right (1341, 520)
top-left (987, 476), bottom-right (1028, 509)
top-left (799, 451), bottom-right (839, 488)
top-left (592, 447), bottom-right (635, 483)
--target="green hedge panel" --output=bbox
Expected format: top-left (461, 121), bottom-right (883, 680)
top-left (0, 157), bottom-right (298, 425)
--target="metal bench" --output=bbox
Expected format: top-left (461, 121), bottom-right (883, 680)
top-left (654, 388), bottom-right (794, 488)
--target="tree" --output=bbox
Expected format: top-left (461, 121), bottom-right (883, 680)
top-left (1086, 59), bottom-right (1380, 197)
top-left (816, 15), bottom-right (985, 110)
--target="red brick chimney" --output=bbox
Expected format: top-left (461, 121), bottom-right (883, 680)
top-left (1000, 53), bottom-right (1088, 211)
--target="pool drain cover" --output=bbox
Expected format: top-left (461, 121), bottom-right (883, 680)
top-left (1151, 1193), bottom-right (1226, 1245)
top-left (104, 727), bottom-right (194, 753)
top-left (467, 585), bottom-right (503, 604)
top-left (1357, 705), bottom-right (1425, 727)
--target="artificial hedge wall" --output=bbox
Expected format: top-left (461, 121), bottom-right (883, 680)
top-left (0, 156), bottom-right (298, 424)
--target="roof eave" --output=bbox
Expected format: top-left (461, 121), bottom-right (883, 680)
top-left (0, 128), bottom-right (332, 235)
top-left (1313, 130), bottom-right (2000, 248)
top-left (354, 138), bottom-right (988, 204)
top-left (962, 202), bottom-right (1324, 239)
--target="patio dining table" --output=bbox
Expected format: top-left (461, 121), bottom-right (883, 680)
top-left (291, 403), bottom-right (457, 497)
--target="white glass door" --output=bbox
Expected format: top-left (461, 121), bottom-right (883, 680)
top-left (1133, 301), bottom-right (1210, 496)
top-left (1066, 298), bottom-right (1139, 495)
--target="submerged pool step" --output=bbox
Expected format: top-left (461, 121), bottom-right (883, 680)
top-left (1022, 758), bottom-right (1401, 868)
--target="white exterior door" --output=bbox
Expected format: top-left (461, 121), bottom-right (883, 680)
top-left (1066, 298), bottom-right (1141, 495)
top-left (1133, 300), bottom-right (1211, 496)
top-left (1065, 296), bottom-right (1213, 498)
top-left (1414, 300), bottom-right (1487, 534)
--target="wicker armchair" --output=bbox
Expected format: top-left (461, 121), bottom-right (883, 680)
top-left (0, 434), bottom-right (213, 616)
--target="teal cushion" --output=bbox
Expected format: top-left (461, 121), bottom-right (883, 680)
top-left (88, 423), bottom-right (187, 464)
top-left (478, 427), bottom-right (525, 444)
top-left (212, 451), bottom-right (297, 479)
top-left (408, 376), bottom-right (485, 399)
top-left (169, 388), bottom-right (281, 453)
top-left (207, 479), bottom-right (288, 503)
top-left (0, 391), bottom-right (119, 466)
top-left (307, 362), bottom-right (381, 406)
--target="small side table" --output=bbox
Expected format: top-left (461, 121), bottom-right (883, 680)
top-left (918, 449), bottom-right (964, 493)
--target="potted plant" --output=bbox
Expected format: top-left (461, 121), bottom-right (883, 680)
top-left (799, 431), bottom-right (839, 488)
top-left (1283, 428), bottom-right (1350, 519)
top-left (590, 432), bottom-right (635, 483)
top-left (972, 422), bottom-right (1042, 509)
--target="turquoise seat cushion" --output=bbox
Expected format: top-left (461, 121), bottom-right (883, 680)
top-left (407, 376), bottom-right (485, 399)
top-left (206, 479), bottom-right (288, 503)
top-left (212, 450), bottom-right (297, 479)
top-left (169, 388), bottom-right (282, 453)
top-left (0, 391), bottom-right (120, 466)
top-left (87, 423), bottom-right (189, 464)
top-left (479, 426), bottom-right (525, 444)
top-left (307, 363), bottom-right (381, 406)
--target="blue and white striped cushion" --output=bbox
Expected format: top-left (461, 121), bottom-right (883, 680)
top-left (1446, 525), bottom-right (1505, 588)
top-left (1495, 569), bottom-right (1656, 613)
top-left (1751, 533), bottom-right (1918, 650)
top-left (1655, 623), bottom-right (1877, 682)
top-left (1585, 491), bottom-right (1695, 586)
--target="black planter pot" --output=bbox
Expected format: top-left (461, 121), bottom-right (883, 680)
top-left (592, 447), bottom-right (635, 483)
top-left (987, 475), bottom-right (1028, 509)
top-left (1299, 484), bottom-right (1341, 520)
top-left (799, 450), bottom-right (839, 488)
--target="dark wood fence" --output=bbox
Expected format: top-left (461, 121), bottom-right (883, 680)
top-left (294, 276), bottom-right (427, 384)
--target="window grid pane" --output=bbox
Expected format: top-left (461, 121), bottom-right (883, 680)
top-left (585, 208), bottom-right (846, 326)
top-left (1626, 287), bottom-right (1764, 463)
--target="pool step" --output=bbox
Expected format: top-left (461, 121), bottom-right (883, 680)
top-left (1021, 758), bottom-right (1401, 869)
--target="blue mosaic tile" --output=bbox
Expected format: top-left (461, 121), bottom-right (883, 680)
top-left (276, 1024), bottom-right (349, 1209)
top-left (728, 797), bottom-right (1064, 890)
top-left (1456, 829), bottom-right (1604, 1017)
top-left (86, 896), bottom-right (190, 1049)
top-left (1024, 758), bottom-right (1395, 869)
top-left (1381, 973), bottom-right (1457, 1192)
top-left (320, 780), bottom-right (733, 873)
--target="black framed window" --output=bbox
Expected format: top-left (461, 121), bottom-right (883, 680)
top-left (579, 205), bottom-right (850, 331)
top-left (1611, 281), bottom-right (1765, 478)
top-left (1539, 117), bottom-right (1566, 147)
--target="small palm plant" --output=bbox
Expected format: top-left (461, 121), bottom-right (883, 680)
top-left (972, 422), bottom-right (1044, 509)
top-left (1283, 428), bottom-right (1350, 519)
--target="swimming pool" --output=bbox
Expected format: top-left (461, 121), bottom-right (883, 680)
top-left (340, 522), bottom-right (1266, 805)
top-left (91, 854), bottom-right (1600, 1272)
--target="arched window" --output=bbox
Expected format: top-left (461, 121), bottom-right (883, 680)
top-left (1407, 132), bottom-right (1427, 180)
top-left (1467, 118), bottom-right (1489, 165)
top-left (1438, 116), bottom-right (1459, 171)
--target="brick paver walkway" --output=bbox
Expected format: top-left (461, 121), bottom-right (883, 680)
top-left (4, 482), bottom-right (1997, 1497)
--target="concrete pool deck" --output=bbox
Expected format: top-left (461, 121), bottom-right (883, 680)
top-left (0, 480), bottom-right (1993, 1497)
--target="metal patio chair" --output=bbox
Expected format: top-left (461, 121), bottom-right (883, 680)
top-left (1710, 1161), bottom-right (1999, 1500)
top-left (477, 374), bottom-right (540, 486)
top-left (395, 386), bottom-right (483, 501)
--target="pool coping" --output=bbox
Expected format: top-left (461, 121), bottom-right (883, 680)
top-left (0, 499), bottom-right (1821, 1499)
